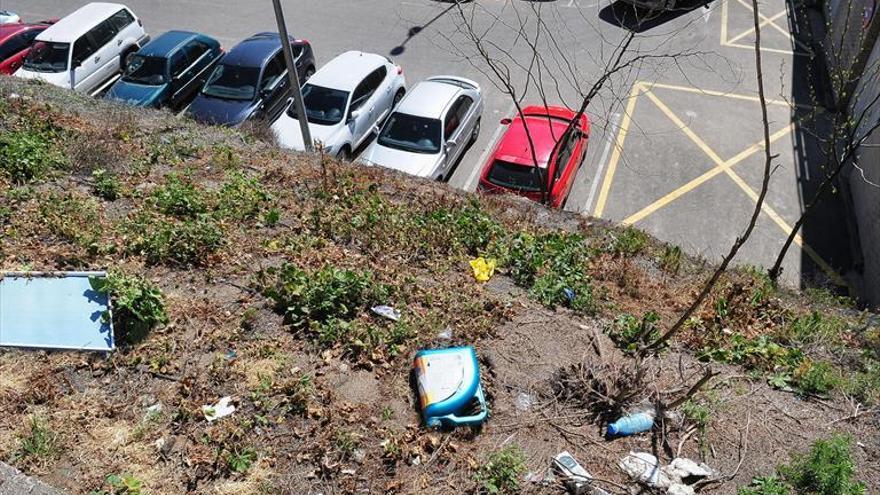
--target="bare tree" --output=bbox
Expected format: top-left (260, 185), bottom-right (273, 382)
top-left (643, 0), bottom-right (777, 353)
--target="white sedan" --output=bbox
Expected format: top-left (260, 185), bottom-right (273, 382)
top-left (360, 76), bottom-right (482, 181)
top-left (271, 51), bottom-right (406, 159)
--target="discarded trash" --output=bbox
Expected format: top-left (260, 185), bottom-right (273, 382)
top-left (514, 392), bottom-right (533, 412)
top-left (620, 452), bottom-right (669, 487)
top-left (225, 349), bottom-right (237, 361)
top-left (562, 287), bottom-right (576, 302)
top-left (371, 305), bottom-right (401, 321)
top-left (0, 271), bottom-right (115, 352)
top-left (146, 403), bottom-right (163, 414)
top-left (437, 326), bottom-right (453, 340)
top-left (469, 257), bottom-right (496, 282)
top-left (202, 396), bottom-right (236, 422)
top-left (412, 346), bottom-right (488, 428)
top-left (552, 451), bottom-right (612, 495)
top-left (619, 452), bottom-right (712, 492)
top-left (607, 408), bottom-right (655, 436)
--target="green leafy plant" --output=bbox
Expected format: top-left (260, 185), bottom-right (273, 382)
top-left (496, 232), bottom-right (595, 312)
top-left (150, 174), bottom-right (208, 218)
top-left (611, 226), bottom-right (647, 256)
top-left (90, 271), bottom-right (168, 344)
top-left (89, 473), bottom-right (145, 495)
top-left (476, 445), bottom-right (526, 494)
top-left (793, 361), bottom-right (839, 396)
top-left (124, 210), bottom-right (224, 266)
top-left (260, 264), bottom-right (383, 328)
top-left (216, 171), bottom-right (272, 221)
top-left (334, 430), bottom-right (359, 459)
top-left (13, 416), bottom-right (58, 463)
top-left (779, 435), bottom-right (866, 495)
top-left (40, 193), bottom-right (106, 252)
top-left (92, 168), bottom-right (121, 200)
top-left (659, 244), bottom-right (682, 274)
top-left (607, 311), bottom-right (661, 353)
top-left (225, 447), bottom-right (257, 474)
top-left (779, 311), bottom-right (847, 346)
top-left (0, 128), bottom-right (66, 184)
top-left (738, 476), bottom-right (791, 495)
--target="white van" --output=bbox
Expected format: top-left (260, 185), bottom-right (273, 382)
top-left (15, 3), bottom-right (149, 95)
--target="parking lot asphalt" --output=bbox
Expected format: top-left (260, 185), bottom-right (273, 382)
top-left (3, 0), bottom-right (853, 289)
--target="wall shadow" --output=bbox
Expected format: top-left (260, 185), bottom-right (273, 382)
top-left (599, 0), bottom-right (713, 33)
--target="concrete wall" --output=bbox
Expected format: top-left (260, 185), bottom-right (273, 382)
top-left (824, 0), bottom-right (880, 106)
top-left (848, 36), bottom-right (880, 306)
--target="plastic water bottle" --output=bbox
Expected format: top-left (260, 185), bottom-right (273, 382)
top-left (607, 409), bottom-right (655, 436)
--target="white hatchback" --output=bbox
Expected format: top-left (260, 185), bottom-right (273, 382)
top-left (271, 51), bottom-right (406, 159)
top-left (361, 76), bottom-right (483, 181)
top-left (15, 3), bottom-right (149, 95)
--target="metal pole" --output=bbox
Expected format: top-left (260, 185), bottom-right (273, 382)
top-left (271, 0), bottom-right (312, 151)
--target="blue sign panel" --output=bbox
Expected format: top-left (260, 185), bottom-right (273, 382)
top-left (0, 272), bottom-right (115, 351)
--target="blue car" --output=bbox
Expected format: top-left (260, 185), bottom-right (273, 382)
top-left (187, 32), bottom-right (315, 127)
top-left (105, 31), bottom-right (223, 110)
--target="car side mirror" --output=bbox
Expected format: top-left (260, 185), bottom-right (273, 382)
top-left (72, 59), bottom-right (82, 69)
top-left (348, 109), bottom-right (362, 123)
top-left (500, 118), bottom-right (512, 125)
top-left (444, 140), bottom-right (456, 153)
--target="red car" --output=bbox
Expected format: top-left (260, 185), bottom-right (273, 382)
top-left (478, 105), bottom-right (590, 208)
top-left (0, 20), bottom-right (55, 75)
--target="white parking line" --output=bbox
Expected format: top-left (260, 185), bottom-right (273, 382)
top-left (583, 111), bottom-right (622, 215)
top-left (464, 100), bottom-right (516, 191)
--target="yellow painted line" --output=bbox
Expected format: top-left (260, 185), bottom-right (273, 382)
top-left (622, 124), bottom-right (794, 226)
top-left (594, 81), bottom-right (643, 218)
top-left (643, 81), bottom-right (796, 107)
top-left (727, 10), bottom-right (787, 44)
top-left (644, 91), bottom-right (846, 286)
top-left (727, 41), bottom-right (797, 55)
top-left (734, 0), bottom-right (812, 53)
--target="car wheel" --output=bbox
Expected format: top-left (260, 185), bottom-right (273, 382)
top-left (469, 117), bottom-right (481, 144)
top-left (121, 47), bottom-right (137, 70)
top-left (392, 89), bottom-right (405, 108)
top-left (336, 146), bottom-right (351, 161)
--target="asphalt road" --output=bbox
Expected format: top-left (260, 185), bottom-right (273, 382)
top-left (2, 0), bottom-right (853, 289)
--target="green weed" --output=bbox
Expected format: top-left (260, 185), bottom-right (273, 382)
top-left (738, 476), bottom-right (791, 495)
top-left (659, 244), bottom-right (682, 274)
top-left (794, 361), bottom-right (839, 396)
top-left (14, 416), bottom-right (58, 463)
top-left (216, 171), bottom-right (272, 221)
top-left (150, 174), bottom-right (208, 218)
top-left (476, 445), bottom-right (527, 494)
top-left (92, 168), bottom-right (121, 201)
top-left (225, 447), bottom-right (257, 474)
top-left (607, 311), bottom-right (661, 353)
top-left (40, 192), bottom-right (106, 252)
top-left (89, 473), bottom-right (145, 495)
top-left (496, 231), bottom-right (595, 312)
top-left (611, 226), bottom-right (647, 256)
top-left (779, 311), bottom-right (848, 346)
top-left (0, 128), bottom-right (66, 184)
top-left (90, 271), bottom-right (168, 344)
top-left (260, 264), bottom-right (384, 328)
top-left (779, 435), bottom-right (866, 495)
top-left (124, 210), bottom-right (224, 266)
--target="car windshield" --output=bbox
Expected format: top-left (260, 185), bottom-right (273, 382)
top-left (377, 112), bottom-right (441, 154)
top-left (201, 64), bottom-right (260, 101)
top-left (122, 55), bottom-right (167, 85)
top-left (22, 41), bottom-right (69, 73)
top-left (487, 160), bottom-right (543, 192)
top-left (287, 84), bottom-right (349, 125)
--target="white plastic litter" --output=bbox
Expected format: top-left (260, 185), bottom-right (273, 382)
top-left (437, 326), bottom-right (453, 340)
top-left (202, 396), bottom-right (236, 422)
top-left (514, 392), bottom-right (534, 412)
top-left (667, 458), bottom-right (712, 480)
top-left (619, 452), bottom-right (671, 488)
top-left (371, 305), bottom-right (401, 321)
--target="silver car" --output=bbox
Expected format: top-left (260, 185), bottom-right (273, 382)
top-left (360, 76), bottom-right (483, 181)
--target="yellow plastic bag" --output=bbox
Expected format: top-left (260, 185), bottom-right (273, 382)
top-left (469, 257), bottom-right (496, 282)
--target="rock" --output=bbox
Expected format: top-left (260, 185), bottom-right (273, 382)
top-left (0, 461), bottom-right (63, 495)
